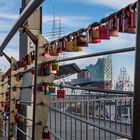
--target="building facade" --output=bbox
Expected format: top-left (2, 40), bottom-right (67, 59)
top-left (72, 55), bottom-right (112, 90)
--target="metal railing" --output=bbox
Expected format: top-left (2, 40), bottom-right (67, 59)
top-left (46, 96), bottom-right (133, 140)
top-left (0, 0), bottom-right (138, 139)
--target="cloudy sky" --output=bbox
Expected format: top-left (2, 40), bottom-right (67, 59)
top-left (0, 0), bottom-right (137, 82)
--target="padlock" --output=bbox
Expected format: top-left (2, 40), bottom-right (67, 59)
top-left (56, 47), bottom-right (63, 53)
top-left (123, 10), bottom-right (136, 33)
top-left (57, 90), bottom-right (65, 99)
top-left (74, 33), bottom-right (88, 47)
top-left (5, 103), bottom-right (9, 111)
top-left (65, 36), bottom-right (81, 52)
top-left (44, 89), bottom-right (51, 96)
top-left (48, 86), bottom-right (56, 93)
top-left (15, 100), bottom-right (21, 110)
top-left (49, 47), bottom-right (59, 56)
top-left (88, 28), bottom-right (101, 43)
top-left (99, 25), bottom-right (110, 40)
top-left (42, 126), bottom-right (51, 139)
top-left (31, 51), bottom-right (35, 63)
top-left (6, 95), bottom-right (10, 101)
top-left (9, 135), bottom-right (15, 140)
top-left (44, 65), bottom-right (51, 76)
top-left (12, 86), bottom-right (17, 92)
top-left (52, 63), bottom-right (59, 72)
top-left (43, 52), bottom-right (52, 59)
top-left (39, 82), bottom-right (47, 92)
top-left (1, 102), bottom-right (4, 107)
top-left (43, 48), bottom-right (53, 59)
top-left (56, 41), bottom-right (64, 53)
top-left (6, 92), bottom-right (10, 96)
top-left (14, 114), bottom-right (24, 123)
top-left (108, 17), bottom-right (119, 37)
top-left (117, 15), bottom-right (123, 32)
top-left (25, 54), bottom-right (32, 65)
top-left (14, 114), bottom-right (20, 123)
top-left (50, 49), bottom-right (59, 56)
top-left (39, 64), bottom-right (45, 76)
top-left (19, 58), bottom-right (26, 68)
top-left (31, 69), bottom-right (35, 75)
top-left (62, 38), bottom-right (67, 50)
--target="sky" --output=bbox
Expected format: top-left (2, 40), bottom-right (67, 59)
top-left (0, 0), bottom-right (137, 82)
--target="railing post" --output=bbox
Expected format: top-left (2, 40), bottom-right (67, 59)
top-left (133, 1), bottom-right (140, 140)
top-left (87, 101), bottom-right (89, 121)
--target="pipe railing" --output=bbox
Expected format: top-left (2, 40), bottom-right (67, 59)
top-left (48, 105), bottom-right (132, 139)
top-left (56, 47), bottom-right (135, 63)
top-left (47, 83), bottom-right (134, 96)
top-left (15, 125), bottom-right (32, 139)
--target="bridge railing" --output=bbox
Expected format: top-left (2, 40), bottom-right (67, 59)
top-left (46, 96), bottom-right (132, 140)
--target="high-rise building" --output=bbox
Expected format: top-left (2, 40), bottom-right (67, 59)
top-left (86, 55), bottom-right (112, 82)
top-left (72, 55), bottom-right (112, 90)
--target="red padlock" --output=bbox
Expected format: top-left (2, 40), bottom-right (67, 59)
top-left (14, 114), bottom-right (20, 123)
top-left (14, 114), bottom-right (24, 123)
top-left (15, 100), bottom-right (21, 110)
top-left (6, 92), bottom-right (10, 97)
top-left (19, 59), bottom-right (26, 68)
top-left (57, 90), bottom-right (65, 99)
top-left (42, 126), bottom-right (51, 139)
top-left (4, 103), bottom-right (9, 111)
top-left (6, 92), bottom-right (10, 100)
top-left (117, 15), bottom-right (123, 32)
top-left (99, 25), bottom-right (110, 40)
top-left (1, 101), bottom-right (4, 107)
top-left (31, 69), bottom-right (35, 75)
top-left (39, 64), bottom-right (45, 76)
top-left (123, 10), bottom-right (136, 33)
